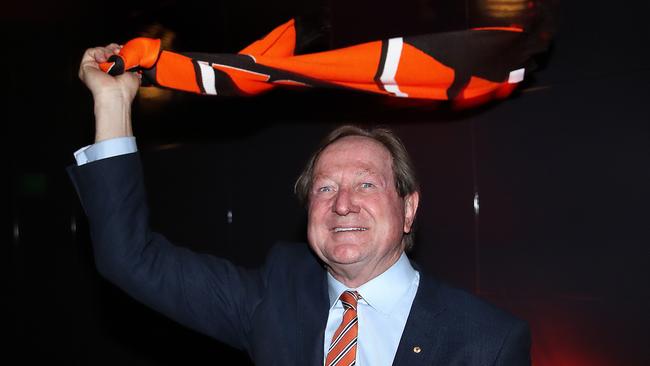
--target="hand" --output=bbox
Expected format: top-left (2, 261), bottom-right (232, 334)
top-left (79, 44), bottom-right (140, 142)
top-left (79, 43), bottom-right (141, 103)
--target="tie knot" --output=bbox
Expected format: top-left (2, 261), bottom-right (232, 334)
top-left (340, 290), bottom-right (360, 310)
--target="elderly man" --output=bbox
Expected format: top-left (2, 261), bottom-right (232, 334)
top-left (69, 44), bottom-right (531, 365)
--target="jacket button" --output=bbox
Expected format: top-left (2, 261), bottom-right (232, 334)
top-left (413, 346), bottom-right (421, 353)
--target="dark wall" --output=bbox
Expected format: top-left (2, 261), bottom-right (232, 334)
top-left (8, 0), bottom-right (649, 365)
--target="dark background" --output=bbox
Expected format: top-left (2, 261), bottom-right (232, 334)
top-left (7, 0), bottom-right (649, 365)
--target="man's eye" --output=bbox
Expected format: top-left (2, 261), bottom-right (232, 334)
top-left (360, 182), bottom-right (375, 189)
top-left (318, 186), bottom-right (332, 193)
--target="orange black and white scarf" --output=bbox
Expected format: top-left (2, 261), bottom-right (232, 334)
top-left (101, 17), bottom-right (548, 107)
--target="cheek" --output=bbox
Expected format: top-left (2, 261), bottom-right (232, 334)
top-left (373, 199), bottom-right (406, 232)
top-left (307, 201), bottom-right (322, 222)
top-left (307, 202), bottom-right (328, 235)
top-left (308, 197), bottom-right (333, 218)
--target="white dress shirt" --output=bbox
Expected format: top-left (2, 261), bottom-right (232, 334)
top-left (325, 252), bottom-right (420, 366)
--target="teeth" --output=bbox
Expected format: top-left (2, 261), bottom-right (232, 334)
top-left (333, 227), bottom-right (367, 232)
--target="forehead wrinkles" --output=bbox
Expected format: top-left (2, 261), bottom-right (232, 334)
top-left (355, 168), bottom-right (374, 177)
top-left (312, 137), bottom-right (395, 188)
top-left (315, 156), bottom-right (389, 178)
top-left (317, 137), bottom-right (391, 169)
top-left (313, 167), bottom-right (380, 183)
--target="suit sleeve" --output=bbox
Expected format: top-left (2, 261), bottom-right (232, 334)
top-left (67, 152), bottom-right (262, 352)
top-left (493, 320), bottom-right (532, 366)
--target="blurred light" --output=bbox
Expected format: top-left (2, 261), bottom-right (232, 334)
top-left (473, 192), bottom-right (480, 215)
top-left (138, 83), bottom-right (173, 101)
top-left (151, 143), bottom-right (183, 151)
top-left (482, 0), bottom-right (530, 19)
top-left (13, 221), bottom-right (20, 243)
top-left (70, 215), bottom-right (77, 235)
top-left (137, 23), bottom-right (176, 102)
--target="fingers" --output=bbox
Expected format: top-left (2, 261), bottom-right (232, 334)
top-left (79, 43), bottom-right (123, 80)
top-left (81, 44), bottom-right (122, 65)
top-left (106, 43), bottom-right (123, 56)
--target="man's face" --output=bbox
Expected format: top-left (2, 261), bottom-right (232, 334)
top-left (307, 136), bottom-right (418, 281)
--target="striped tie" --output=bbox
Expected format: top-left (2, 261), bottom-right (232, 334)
top-left (326, 290), bottom-right (361, 366)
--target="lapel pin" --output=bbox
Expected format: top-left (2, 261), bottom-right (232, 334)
top-left (413, 346), bottom-right (422, 353)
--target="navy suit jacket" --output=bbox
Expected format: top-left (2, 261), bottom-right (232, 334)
top-left (68, 152), bottom-right (531, 365)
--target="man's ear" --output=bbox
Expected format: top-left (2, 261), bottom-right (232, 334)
top-left (403, 191), bottom-right (420, 233)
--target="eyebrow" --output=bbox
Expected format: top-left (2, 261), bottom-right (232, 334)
top-left (355, 169), bottom-right (387, 187)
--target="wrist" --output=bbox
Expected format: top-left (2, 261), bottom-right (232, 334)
top-left (93, 95), bottom-right (133, 142)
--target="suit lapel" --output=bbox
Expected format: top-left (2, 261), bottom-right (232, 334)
top-left (295, 253), bottom-right (329, 365)
top-left (392, 274), bottom-right (448, 366)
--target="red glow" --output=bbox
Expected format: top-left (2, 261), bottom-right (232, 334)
top-left (483, 297), bottom-right (647, 366)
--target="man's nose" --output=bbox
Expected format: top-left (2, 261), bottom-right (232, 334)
top-left (333, 188), bottom-right (360, 215)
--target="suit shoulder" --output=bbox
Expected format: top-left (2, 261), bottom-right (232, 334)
top-left (262, 241), bottom-right (323, 277)
top-left (422, 274), bottom-right (527, 333)
top-left (408, 275), bottom-right (531, 364)
top-left (265, 241), bottom-right (317, 263)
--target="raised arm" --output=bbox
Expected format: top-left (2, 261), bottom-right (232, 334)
top-left (70, 45), bottom-right (262, 352)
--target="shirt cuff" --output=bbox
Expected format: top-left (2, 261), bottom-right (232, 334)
top-left (74, 136), bottom-right (138, 166)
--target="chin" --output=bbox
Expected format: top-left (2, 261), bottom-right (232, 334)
top-left (326, 242), bottom-right (366, 264)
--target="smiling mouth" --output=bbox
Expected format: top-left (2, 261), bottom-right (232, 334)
top-left (332, 227), bottom-right (368, 233)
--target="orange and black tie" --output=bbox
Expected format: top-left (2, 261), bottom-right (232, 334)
top-left (326, 290), bottom-right (361, 366)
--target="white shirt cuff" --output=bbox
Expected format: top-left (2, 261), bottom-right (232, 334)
top-left (74, 136), bottom-right (138, 166)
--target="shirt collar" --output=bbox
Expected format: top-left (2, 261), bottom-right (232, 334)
top-left (327, 252), bottom-right (418, 315)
